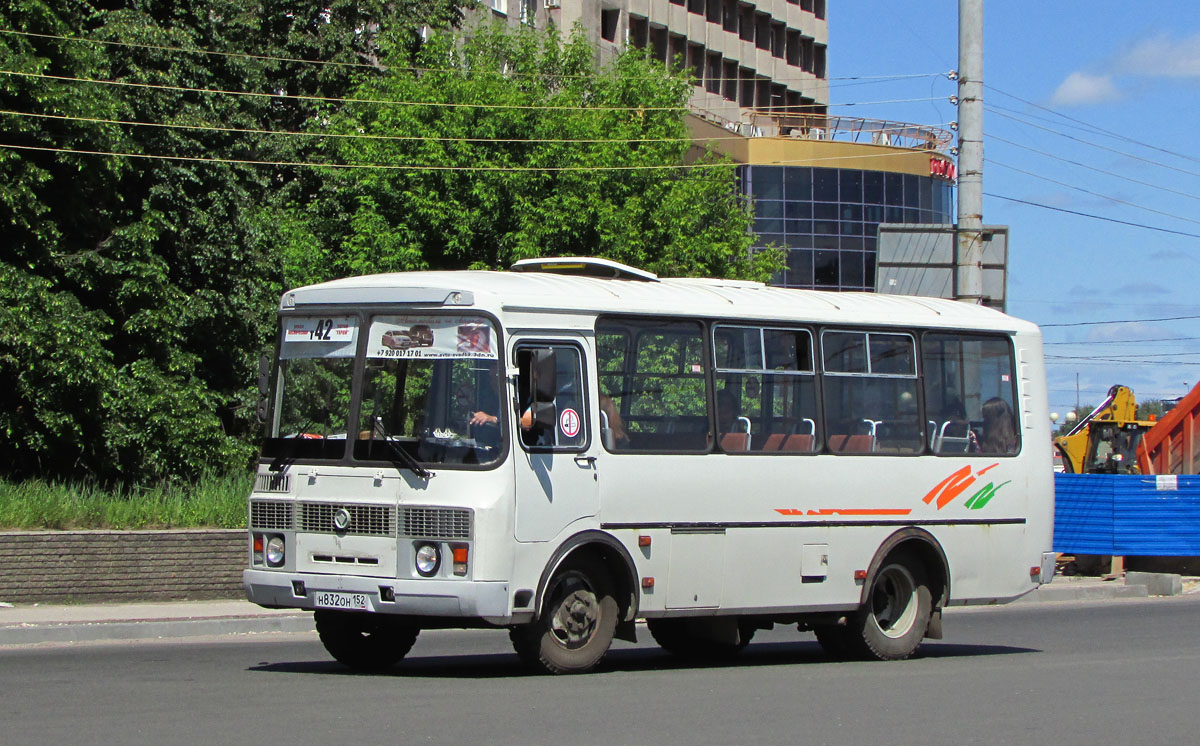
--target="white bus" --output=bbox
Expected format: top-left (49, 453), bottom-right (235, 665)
top-left (244, 257), bottom-right (1054, 674)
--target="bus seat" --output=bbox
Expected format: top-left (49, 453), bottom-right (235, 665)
top-left (829, 433), bottom-right (874, 453)
top-left (780, 434), bottom-right (814, 452)
top-left (936, 420), bottom-right (971, 453)
top-left (720, 432), bottom-right (750, 452)
top-left (762, 433), bottom-right (786, 452)
top-left (600, 410), bottom-right (614, 450)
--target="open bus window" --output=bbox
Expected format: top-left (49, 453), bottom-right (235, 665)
top-left (355, 315), bottom-right (504, 467)
top-left (261, 316), bottom-right (357, 461)
top-left (515, 344), bottom-right (587, 451)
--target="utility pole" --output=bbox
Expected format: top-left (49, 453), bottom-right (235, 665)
top-left (956, 0), bottom-right (984, 304)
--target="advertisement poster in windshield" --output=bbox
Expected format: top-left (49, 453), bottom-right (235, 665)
top-left (369, 316), bottom-right (498, 360)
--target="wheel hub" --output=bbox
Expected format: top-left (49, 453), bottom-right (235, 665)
top-left (551, 590), bottom-right (599, 647)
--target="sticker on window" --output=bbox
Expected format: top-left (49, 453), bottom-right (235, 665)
top-left (559, 408), bottom-right (581, 438)
top-left (368, 316), bottom-right (498, 360)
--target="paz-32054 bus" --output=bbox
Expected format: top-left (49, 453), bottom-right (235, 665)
top-left (244, 257), bottom-right (1054, 674)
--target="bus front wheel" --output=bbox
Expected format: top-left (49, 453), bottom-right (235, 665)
top-left (510, 557), bottom-right (618, 674)
top-left (849, 553), bottom-right (932, 660)
top-left (314, 610), bottom-right (419, 672)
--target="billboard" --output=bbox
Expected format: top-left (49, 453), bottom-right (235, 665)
top-left (875, 224), bottom-right (1008, 311)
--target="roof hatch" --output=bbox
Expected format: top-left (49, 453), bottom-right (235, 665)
top-left (509, 256), bottom-right (659, 282)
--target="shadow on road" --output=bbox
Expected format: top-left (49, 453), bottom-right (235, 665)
top-left (248, 639), bottom-right (1038, 680)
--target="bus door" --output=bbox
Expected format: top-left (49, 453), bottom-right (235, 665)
top-left (512, 339), bottom-right (599, 543)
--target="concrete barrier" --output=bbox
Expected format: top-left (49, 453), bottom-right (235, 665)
top-left (0, 530), bottom-right (245, 604)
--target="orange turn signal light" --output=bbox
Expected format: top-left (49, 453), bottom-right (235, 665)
top-left (638, 535), bottom-right (652, 548)
top-left (853, 569), bottom-right (868, 581)
top-left (641, 577), bottom-right (655, 589)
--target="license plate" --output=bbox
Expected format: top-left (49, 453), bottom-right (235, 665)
top-left (313, 591), bottom-right (371, 610)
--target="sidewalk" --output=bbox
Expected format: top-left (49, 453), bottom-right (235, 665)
top-left (0, 598), bottom-right (313, 646)
top-left (2, 574), bottom-right (1197, 647)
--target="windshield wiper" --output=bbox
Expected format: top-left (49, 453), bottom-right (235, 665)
top-left (370, 416), bottom-right (434, 480)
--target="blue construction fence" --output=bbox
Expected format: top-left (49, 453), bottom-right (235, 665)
top-left (1054, 473), bottom-right (1200, 556)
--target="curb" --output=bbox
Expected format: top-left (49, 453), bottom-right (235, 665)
top-left (1017, 582), bottom-right (1149, 603)
top-left (0, 614), bottom-right (314, 646)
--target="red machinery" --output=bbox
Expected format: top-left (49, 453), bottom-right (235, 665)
top-left (1138, 381), bottom-right (1200, 475)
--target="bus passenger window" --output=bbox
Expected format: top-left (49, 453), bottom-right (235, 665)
top-left (515, 345), bottom-right (587, 451)
top-left (596, 318), bottom-right (707, 452)
top-left (922, 334), bottom-right (1019, 456)
top-left (713, 325), bottom-right (818, 453)
top-left (822, 331), bottom-right (921, 454)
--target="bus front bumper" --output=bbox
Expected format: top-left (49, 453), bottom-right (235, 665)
top-left (243, 569), bottom-right (512, 622)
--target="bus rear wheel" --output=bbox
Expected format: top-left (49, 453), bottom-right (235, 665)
top-left (510, 557), bottom-right (618, 674)
top-left (848, 553), bottom-right (932, 660)
top-left (314, 610), bottom-right (419, 672)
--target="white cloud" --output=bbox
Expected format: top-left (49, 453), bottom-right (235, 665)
top-left (1119, 32), bottom-right (1200, 78)
top-left (1049, 72), bottom-right (1121, 106)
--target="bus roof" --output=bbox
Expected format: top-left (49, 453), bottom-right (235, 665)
top-left (284, 269), bottom-right (1038, 335)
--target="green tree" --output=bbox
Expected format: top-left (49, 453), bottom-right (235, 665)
top-left (0, 0), bottom-right (462, 484)
top-left (270, 22), bottom-right (778, 288)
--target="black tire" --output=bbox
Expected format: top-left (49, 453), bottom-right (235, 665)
top-left (314, 610), bottom-right (419, 672)
top-left (510, 556), bottom-right (618, 674)
top-left (812, 624), bottom-right (854, 659)
top-left (845, 552), bottom-right (933, 661)
top-left (646, 618), bottom-right (755, 660)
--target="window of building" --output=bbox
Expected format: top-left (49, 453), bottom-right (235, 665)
top-left (706, 52), bottom-right (722, 94)
top-left (688, 42), bottom-right (705, 82)
top-left (739, 3), bottom-right (755, 42)
top-left (722, 59), bottom-right (738, 100)
top-left (600, 8), bottom-right (620, 42)
top-left (813, 43), bottom-right (826, 78)
top-left (688, 0), bottom-right (705, 14)
top-left (722, 0), bottom-right (738, 32)
top-left (490, 0), bottom-right (507, 15)
top-left (771, 22), bottom-right (786, 58)
top-left (706, 0), bottom-right (721, 23)
top-left (755, 12), bottom-right (771, 51)
top-left (786, 30), bottom-right (802, 66)
top-left (738, 67), bottom-right (755, 107)
top-left (629, 15), bottom-right (648, 49)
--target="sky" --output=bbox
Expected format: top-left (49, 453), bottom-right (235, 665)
top-left (829, 1), bottom-right (1200, 419)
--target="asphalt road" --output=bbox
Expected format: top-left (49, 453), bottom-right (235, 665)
top-left (5, 597), bottom-right (1200, 746)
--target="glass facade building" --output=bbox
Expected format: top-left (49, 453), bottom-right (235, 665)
top-left (742, 165), bottom-right (956, 291)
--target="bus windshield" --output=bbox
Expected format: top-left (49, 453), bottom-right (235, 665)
top-left (356, 315), bottom-right (505, 467)
top-left (261, 314), bottom-right (505, 467)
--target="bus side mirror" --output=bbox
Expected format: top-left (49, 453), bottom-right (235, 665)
top-left (256, 354), bottom-right (272, 424)
top-left (527, 348), bottom-right (557, 430)
top-left (258, 354), bottom-right (272, 397)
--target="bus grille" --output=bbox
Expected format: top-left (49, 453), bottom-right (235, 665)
top-left (250, 500), bottom-right (293, 530)
top-left (400, 507), bottom-right (472, 540)
top-left (298, 503), bottom-right (396, 536)
top-left (254, 473), bottom-right (291, 493)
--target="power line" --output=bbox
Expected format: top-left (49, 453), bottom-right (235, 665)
top-left (0, 140), bottom-right (936, 172)
top-left (0, 68), bottom-right (943, 113)
top-left (984, 193), bottom-right (1200, 240)
top-left (986, 132), bottom-right (1200, 204)
top-left (0, 28), bottom-right (944, 87)
top-left (1041, 315), bottom-right (1200, 328)
top-left (0, 108), bottom-right (738, 145)
top-left (986, 83), bottom-right (1200, 167)
top-left (987, 158), bottom-right (1200, 228)
top-left (987, 106), bottom-right (1200, 180)
top-left (0, 69), bottom-right (689, 111)
top-left (1045, 337), bottom-right (1200, 345)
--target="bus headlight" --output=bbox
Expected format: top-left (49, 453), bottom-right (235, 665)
top-left (415, 543), bottom-right (440, 577)
top-left (265, 535), bottom-right (286, 567)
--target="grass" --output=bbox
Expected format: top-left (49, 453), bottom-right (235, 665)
top-left (0, 472), bottom-right (251, 530)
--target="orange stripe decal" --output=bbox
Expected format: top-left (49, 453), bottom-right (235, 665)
top-left (923, 465), bottom-right (971, 505)
top-left (806, 508), bottom-right (913, 516)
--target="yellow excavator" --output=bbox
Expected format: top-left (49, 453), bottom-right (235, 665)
top-left (1054, 385), bottom-right (1157, 474)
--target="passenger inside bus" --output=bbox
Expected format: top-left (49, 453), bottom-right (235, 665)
top-left (979, 397), bottom-right (1018, 454)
